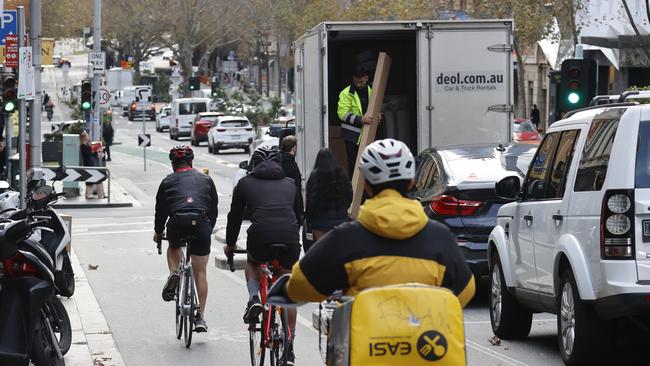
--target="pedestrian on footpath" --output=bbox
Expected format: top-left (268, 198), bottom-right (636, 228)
top-left (42, 92), bottom-right (50, 111)
top-left (154, 145), bottom-right (218, 333)
top-left (305, 148), bottom-right (352, 246)
top-left (102, 119), bottom-right (114, 162)
top-left (280, 135), bottom-right (303, 226)
top-left (530, 104), bottom-right (541, 130)
top-left (79, 132), bottom-right (105, 199)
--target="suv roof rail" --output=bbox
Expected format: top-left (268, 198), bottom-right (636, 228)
top-left (563, 102), bottom-right (638, 119)
top-left (588, 90), bottom-right (650, 106)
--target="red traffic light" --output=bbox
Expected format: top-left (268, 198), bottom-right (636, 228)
top-left (568, 67), bottom-right (580, 78)
top-left (568, 80), bottom-right (581, 90)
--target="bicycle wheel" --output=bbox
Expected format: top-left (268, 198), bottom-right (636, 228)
top-left (175, 282), bottom-right (182, 340)
top-left (249, 316), bottom-right (266, 366)
top-left (270, 307), bottom-right (289, 366)
top-left (184, 270), bottom-right (194, 348)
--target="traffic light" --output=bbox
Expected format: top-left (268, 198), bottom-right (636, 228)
top-left (1, 74), bottom-right (17, 113)
top-left (211, 82), bottom-right (219, 97)
top-left (80, 79), bottom-right (92, 111)
top-left (189, 77), bottom-right (200, 91)
top-left (559, 59), bottom-right (597, 113)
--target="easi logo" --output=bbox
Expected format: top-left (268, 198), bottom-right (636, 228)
top-left (435, 71), bottom-right (505, 93)
top-left (368, 341), bottom-right (411, 357)
top-left (417, 330), bottom-right (448, 361)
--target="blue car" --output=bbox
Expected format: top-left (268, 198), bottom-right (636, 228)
top-left (410, 143), bottom-right (537, 277)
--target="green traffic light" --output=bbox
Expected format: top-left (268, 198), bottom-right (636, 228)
top-left (3, 101), bottom-right (15, 112)
top-left (81, 101), bottom-right (91, 110)
top-left (568, 92), bottom-right (580, 104)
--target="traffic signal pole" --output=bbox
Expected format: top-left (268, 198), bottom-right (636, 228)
top-left (92, 0), bottom-right (101, 141)
top-left (17, 6), bottom-right (26, 208)
top-left (29, 0), bottom-right (42, 169)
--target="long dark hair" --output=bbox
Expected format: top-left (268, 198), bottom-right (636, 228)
top-left (306, 148), bottom-right (352, 218)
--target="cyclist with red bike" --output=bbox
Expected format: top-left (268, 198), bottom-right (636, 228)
top-left (224, 146), bottom-right (302, 365)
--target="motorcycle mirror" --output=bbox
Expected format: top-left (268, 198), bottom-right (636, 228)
top-left (0, 181), bottom-right (9, 190)
top-left (32, 186), bottom-right (53, 207)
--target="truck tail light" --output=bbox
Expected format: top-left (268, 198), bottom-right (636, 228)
top-left (430, 195), bottom-right (483, 216)
top-left (130, 103), bottom-right (136, 112)
top-left (601, 190), bottom-right (635, 259)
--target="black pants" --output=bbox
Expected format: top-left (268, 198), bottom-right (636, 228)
top-left (345, 140), bottom-right (358, 179)
top-left (104, 145), bottom-right (111, 160)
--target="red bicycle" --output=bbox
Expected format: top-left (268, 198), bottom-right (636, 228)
top-left (230, 245), bottom-right (292, 366)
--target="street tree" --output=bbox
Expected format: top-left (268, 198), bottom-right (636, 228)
top-left (43, 0), bottom-right (93, 38)
top-left (473, 0), bottom-right (555, 118)
top-left (103, 0), bottom-right (168, 83)
top-left (160, 0), bottom-right (242, 96)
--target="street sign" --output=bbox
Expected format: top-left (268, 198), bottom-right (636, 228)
top-left (99, 88), bottom-right (111, 105)
top-left (0, 10), bottom-right (16, 45)
top-left (4, 32), bottom-right (16, 67)
top-left (138, 133), bottom-right (151, 147)
top-left (41, 167), bottom-right (108, 183)
top-left (135, 86), bottom-right (151, 106)
top-left (17, 46), bottom-right (34, 100)
top-left (89, 51), bottom-right (105, 74)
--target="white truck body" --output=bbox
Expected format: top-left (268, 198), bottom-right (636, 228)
top-left (293, 20), bottom-right (514, 177)
top-left (106, 68), bottom-right (133, 93)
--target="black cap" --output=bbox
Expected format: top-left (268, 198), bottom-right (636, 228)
top-left (353, 64), bottom-right (369, 77)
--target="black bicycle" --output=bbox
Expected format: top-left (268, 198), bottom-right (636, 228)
top-left (157, 235), bottom-right (200, 348)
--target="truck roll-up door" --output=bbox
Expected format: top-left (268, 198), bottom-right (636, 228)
top-left (294, 29), bottom-right (325, 178)
top-left (422, 21), bottom-right (514, 148)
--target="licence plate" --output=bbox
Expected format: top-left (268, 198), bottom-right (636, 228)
top-left (231, 135), bottom-right (241, 140)
top-left (643, 220), bottom-right (650, 242)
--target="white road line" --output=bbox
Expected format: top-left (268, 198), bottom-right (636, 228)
top-left (73, 221), bottom-right (152, 229)
top-left (465, 339), bottom-right (529, 366)
top-left (73, 229), bottom-right (152, 236)
top-left (217, 268), bottom-right (317, 334)
top-left (465, 318), bottom-right (555, 325)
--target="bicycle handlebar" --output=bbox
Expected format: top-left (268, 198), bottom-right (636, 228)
top-left (227, 248), bottom-right (247, 272)
top-left (156, 236), bottom-right (168, 255)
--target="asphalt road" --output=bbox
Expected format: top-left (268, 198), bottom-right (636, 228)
top-left (43, 54), bottom-right (570, 366)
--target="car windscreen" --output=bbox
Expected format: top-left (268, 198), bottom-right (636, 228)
top-left (515, 122), bottom-right (536, 132)
top-left (219, 120), bottom-right (249, 128)
top-left (636, 121), bottom-right (650, 188)
top-left (178, 102), bottom-right (207, 115)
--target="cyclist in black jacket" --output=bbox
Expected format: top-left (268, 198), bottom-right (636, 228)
top-left (153, 145), bottom-right (218, 332)
top-left (224, 146), bottom-right (301, 364)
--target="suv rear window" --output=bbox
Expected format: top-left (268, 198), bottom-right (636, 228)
top-left (635, 121), bottom-right (650, 188)
top-left (573, 109), bottom-right (625, 192)
top-left (220, 120), bottom-right (249, 127)
top-left (179, 102), bottom-right (207, 115)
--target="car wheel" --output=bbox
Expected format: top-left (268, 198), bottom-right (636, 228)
top-left (214, 144), bottom-right (220, 154)
top-left (558, 269), bottom-right (611, 365)
top-left (190, 136), bottom-right (196, 146)
top-left (128, 114), bottom-right (133, 121)
top-left (489, 252), bottom-right (532, 339)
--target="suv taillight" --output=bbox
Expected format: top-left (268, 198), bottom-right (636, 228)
top-left (430, 195), bottom-right (483, 216)
top-left (245, 127), bottom-right (253, 131)
top-left (217, 128), bottom-right (226, 132)
top-left (1, 253), bottom-right (39, 277)
top-left (130, 103), bottom-right (136, 112)
top-left (601, 189), bottom-right (635, 259)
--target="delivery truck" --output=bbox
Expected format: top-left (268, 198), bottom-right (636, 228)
top-left (106, 68), bottom-right (134, 106)
top-left (293, 20), bottom-right (514, 177)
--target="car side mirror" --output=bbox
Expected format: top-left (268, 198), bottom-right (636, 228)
top-left (496, 176), bottom-right (521, 200)
top-left (239, 160), bottom-right (250, 171)
top-left (188, 121), bottom-right (193, 125)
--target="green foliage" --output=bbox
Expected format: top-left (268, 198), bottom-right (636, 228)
top-left (43, 121), bottom-right (86, 142)
top-left (152, 73), bottom-right (172, 103)
top-left (627, 86), bottom-right (650, 104)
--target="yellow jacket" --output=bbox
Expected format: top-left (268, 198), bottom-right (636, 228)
top-left (337, 85), bottom-right (371, 144)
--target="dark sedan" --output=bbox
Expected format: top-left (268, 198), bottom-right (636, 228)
top-left (410, 143), bottom-right (537, 277)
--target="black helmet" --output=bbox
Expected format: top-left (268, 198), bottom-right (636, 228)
top-left (169, 145), bottom-right (194, 163)
top-left (250, 146), bottom-right (279, 169)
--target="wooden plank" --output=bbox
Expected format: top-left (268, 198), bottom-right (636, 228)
top-left (349, 52), bottom-right (392, 218)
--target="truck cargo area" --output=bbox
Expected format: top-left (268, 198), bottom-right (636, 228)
top-left (327, 30), bottom-right (418, 166)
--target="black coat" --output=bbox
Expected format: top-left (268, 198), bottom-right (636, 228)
top-left (154, 169), bottom-right (219, 234)
top-left (227, 160), bottom-right (301, 246)
top-left (281, 152), bottom-right (303, 224)
top-left (103, 124), bottom-right (114, 145)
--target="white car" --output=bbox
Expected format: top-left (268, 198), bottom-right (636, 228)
top-left (155, 105), bottom-right (171, 131)
top-left (488, 96), bottom-right (650, 365)
top-left (207, 116), bottom-right (255, 154)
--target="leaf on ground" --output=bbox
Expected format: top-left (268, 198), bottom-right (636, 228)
top-left (88, 264), bottom-right (99, 270)
top-left (488, 335), bottom-right (501, 346)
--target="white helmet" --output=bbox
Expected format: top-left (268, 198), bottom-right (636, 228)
top-left (359, 138), bottom-right (415, 184)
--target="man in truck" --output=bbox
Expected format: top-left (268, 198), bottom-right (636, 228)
top-left (337, 65), bottom-right (379, 177)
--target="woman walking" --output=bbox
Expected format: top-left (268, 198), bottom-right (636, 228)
top-left (305, 148), bottom-right (353, 247)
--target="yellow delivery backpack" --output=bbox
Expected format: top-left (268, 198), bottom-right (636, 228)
top-left (326, 283), bottom-right (466, 366)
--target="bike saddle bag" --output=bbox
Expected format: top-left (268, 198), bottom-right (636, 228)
top-left (327, 283), bottom-right (466, 366)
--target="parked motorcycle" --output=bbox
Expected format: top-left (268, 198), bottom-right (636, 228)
top-left (0, 175), bottom-right (74, 297)
top-left (0, 215), bottom-right (67, 365)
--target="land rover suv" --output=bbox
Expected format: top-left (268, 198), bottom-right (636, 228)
top-left (488, 98), bottom-right (650, 365)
